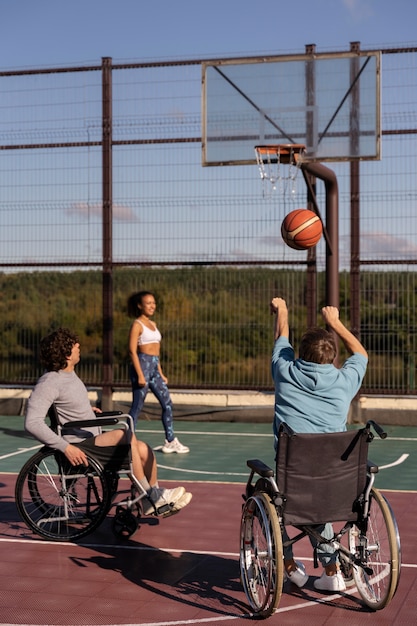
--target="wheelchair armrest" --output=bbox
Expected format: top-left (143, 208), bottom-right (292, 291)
top-left (367, 459), bottom-right (379, 474)
top-left (247, 459), bottom-right (275, 478)
top-left (61, 417), bottom-right (120, 432)
top-left (60, 413), bottom-right (134, 435)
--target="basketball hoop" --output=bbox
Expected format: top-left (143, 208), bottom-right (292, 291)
top-left (255, 144), bottom-right (306, 196)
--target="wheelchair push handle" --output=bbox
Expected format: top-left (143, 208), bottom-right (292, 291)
top-left (366, 420), bottom-right (387, 439)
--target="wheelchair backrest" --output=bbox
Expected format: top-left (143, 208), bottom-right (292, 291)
top-left (276, 427), bottom-right (369, 525)
top-left (47, 404), bottom-right (60, 433)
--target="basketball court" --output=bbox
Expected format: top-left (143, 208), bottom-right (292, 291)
top-left (0, 45), bottom-right (414, 626)
top-left (0, 415), bottom-right (416, 625)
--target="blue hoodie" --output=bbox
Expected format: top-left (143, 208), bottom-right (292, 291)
top-left (272, 336), bottom-right (368, 443)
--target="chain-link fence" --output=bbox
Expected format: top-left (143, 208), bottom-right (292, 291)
top-left (1, 46), bottom-right (417, 396)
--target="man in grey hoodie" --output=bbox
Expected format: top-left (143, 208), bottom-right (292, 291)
top-left (25, 327), bottom-right (192, 517)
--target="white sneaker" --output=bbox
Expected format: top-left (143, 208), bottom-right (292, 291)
top-left (285, 560), bottom-right (309, 588)
top-left (142, 486), bottom-right (185, 516)
top-left (161, 437), bottom-right (190, 454)
top-left (171, 491), bottom-right (192, 512)
top-left (314, 570), bottom-right (346, 592)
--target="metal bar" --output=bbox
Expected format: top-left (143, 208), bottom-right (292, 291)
top-left (350, 42), bottom-right (361, 340)
top-left (101, 57), bottom-right (113, 411)
top-left (301, 162), bottom-right (339, 311)
top-left (305, 44), bottom-right (317, 328)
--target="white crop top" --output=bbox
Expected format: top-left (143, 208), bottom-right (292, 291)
top-left (137, 320), bottom-right (162, 346)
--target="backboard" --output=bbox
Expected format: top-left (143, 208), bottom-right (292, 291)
top-left (202, 50), bottom-right (381, 165)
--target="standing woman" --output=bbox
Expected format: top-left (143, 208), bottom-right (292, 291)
top-left (127, 291), bottom-right (190, 453)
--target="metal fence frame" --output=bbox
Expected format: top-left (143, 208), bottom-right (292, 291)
top-left (1, 45), bottom-right (417, 406)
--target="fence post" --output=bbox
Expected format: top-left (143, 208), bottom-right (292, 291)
top-left (102, 57), bottom-right (113, 410)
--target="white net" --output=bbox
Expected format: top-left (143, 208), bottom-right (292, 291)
top-left (255, 144), bottom-right (306, 197)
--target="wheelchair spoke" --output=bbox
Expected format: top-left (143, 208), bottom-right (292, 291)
top-left (15, 449), bottom-right (111, 541)
top-left (240, 492), bottom-right (283, 617)
top-left (349, 488), bottom-right (401, 609)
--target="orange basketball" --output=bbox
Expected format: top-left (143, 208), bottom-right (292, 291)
top-left (281, 209), bottom-right (323, 250)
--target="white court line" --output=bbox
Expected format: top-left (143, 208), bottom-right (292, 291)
top-left (157, 463), bottom-right (247, 476)
top-left (145, 428), bottom-right (417, 442)
top-left (158, 453), bottom-right (409, 477)
top-left (0, 444), bottom-right (41, 460)
top-left (0, 429), bottom-right (411, 478)
top-left (379, 453), bottom-right (409, 469)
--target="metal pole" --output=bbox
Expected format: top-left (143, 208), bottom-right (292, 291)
top-left (102, 57), bottom-right (113, 410)
top-left (350, 41), bottom-right (361, 338)
top-left (301, 161), bottom-right (339, 310)
top-left (305, 44), bottom-right (317, 328)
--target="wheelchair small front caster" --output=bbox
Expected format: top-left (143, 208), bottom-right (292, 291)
top-left (112, 506), bottom-right (139, 539)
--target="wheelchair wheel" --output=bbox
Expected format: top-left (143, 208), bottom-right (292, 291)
top-left (349, 487), bottom-right (401, 610)
top-left (240, 492), bottom-right (283, 618)
top-left (15, 448), bottom-right (111, 541)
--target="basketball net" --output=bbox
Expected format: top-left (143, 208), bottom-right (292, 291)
top-left (255, 144), bottom-right (306, 198)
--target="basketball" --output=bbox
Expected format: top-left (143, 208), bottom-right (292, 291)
top-left (281, 209), bottom-right (323, 250)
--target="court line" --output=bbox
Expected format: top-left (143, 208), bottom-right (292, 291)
top-left (147, 428), bottom-right (417, 442)
top-left (158, 453), bottom-right (410, 477)
top-left (0, 444), bottom-right (41, 460)
top-left (1, 430), bottom-right (412, 473)
top-left (158, 464), bottom-right (247, 476)
top-left (379, 453), bottom-right (409, 469)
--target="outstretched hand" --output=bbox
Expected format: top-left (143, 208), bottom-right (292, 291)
top-left (321, 306), bottom-right (340, 327)
top-left (270, 297), bottom-right (288, 315)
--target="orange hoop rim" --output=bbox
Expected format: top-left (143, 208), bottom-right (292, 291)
top-left (255, 143), bottom-right (306, 164)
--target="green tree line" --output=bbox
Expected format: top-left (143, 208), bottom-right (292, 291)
top-left (1, 267), bottom-right (416, 392)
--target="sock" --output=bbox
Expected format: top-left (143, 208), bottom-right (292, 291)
top-left (147, 486), bottom-right (162, 503)
top-left (139, 477), bottom-right (152, 495)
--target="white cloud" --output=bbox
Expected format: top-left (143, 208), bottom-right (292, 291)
top-left (66, 202), bottom-right (136, 222)
top-left (361, 232), bottom-right (417, 257)
top-left (342, 0), bottom-right (374, 21)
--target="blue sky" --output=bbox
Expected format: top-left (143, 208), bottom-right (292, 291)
top-left (1, 0), bottom-right (417, 268)
top-left (1, 0), bottom-right (417, 69)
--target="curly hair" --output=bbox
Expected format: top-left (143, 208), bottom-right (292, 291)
top-left (40, 328), bottom-right (79, 372)
top-left (298, 327), bottom-right (337, 364)
top-left (127, 291), bottom-right (154, 318)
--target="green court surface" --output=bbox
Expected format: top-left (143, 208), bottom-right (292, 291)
top-left (1, 414), bottom-right (416, 491)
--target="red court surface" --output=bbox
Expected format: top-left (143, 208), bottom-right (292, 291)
top-left (1, 417), bottom-right (416, 624)
top-left (1, 474), bottom-right (416, 626)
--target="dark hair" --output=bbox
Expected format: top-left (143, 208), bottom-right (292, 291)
top-left (127, 291), bottom-right (155, 317)
top-left (298, 327), bottom-right (337, 364)
top-left (40, 328), bottom-right (79, 372)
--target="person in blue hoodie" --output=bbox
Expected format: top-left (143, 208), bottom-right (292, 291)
top-left (270, 297), bottom-right (368, 593)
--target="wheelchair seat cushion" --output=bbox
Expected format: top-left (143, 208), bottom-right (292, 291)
top-left (75, 437), bottom-right (131, 471)
top-left (276, 428), bottom-right (369, 525)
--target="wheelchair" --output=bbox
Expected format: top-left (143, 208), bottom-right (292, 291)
top-left (15, 406), bottom-right (166, 542)
top-left (239, 420), bottom-right (401, 617)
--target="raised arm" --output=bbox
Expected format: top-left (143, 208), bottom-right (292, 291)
top-left (270, 297), bottom-right (289, 340)
top-left (321, 306), bottom-right (368, 358)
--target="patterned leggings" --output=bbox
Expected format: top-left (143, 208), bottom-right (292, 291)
top-left (129, 353), bottom-right (174, 442)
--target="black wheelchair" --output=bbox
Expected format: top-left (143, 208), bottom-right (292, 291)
top-left (15, 406), bottom-right (166, 542)
top-left (239, 420), bottom-right (401, 617)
